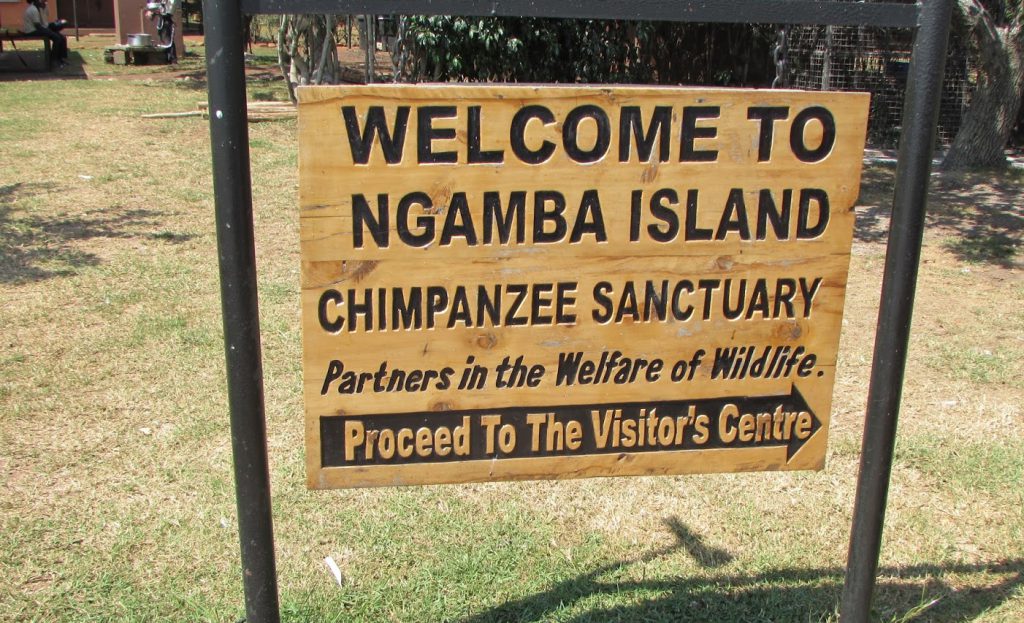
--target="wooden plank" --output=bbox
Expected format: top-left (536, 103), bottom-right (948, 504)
top-left (297, 84), bottom-right (869, 488)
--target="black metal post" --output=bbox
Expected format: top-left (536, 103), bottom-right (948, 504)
top-left (202, 1), bottom-right (281, 622)
top-left (839, 1), bottom-right (954, 621)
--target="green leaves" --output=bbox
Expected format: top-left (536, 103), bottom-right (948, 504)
top-left (399, 17), bottom-right (776, 86)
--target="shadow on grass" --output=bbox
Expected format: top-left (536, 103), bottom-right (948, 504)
top-left (0, 50), bottom-right (87, 80)
top-left (0, 182), bottom-right (195, 284)
top-left (459, 516), bottom-right (1023, 623)
top-left (855, 165), bottom-right (1022, 268)
top-left (166, 67), bottom-right (284, 92)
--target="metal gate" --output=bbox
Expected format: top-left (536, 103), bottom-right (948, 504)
top-left (199, 2), bottom-right (955, 621)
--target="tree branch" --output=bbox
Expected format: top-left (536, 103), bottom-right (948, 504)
top-left (959, 0), bottom-right (1001, 47)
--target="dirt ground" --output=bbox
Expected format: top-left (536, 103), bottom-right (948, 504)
top-left (1, 33), bottom-right (1020, 622)
top-left (0, 33), bottom-right (387, 83)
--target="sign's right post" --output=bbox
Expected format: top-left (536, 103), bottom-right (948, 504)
top-left (841, 0), bottom-right (955, 621)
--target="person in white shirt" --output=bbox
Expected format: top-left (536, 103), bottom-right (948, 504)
top-left (22, 0), bottom-right (68, 67)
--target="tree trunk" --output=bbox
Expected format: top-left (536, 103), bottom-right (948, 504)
top-left (277, 15), bottom-right (340, 104)
top-left (391, 16), bottom-right (411, 83)
top-left (942, 1), bottom-right (1024, 170)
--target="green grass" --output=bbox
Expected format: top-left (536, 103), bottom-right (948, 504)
top-left (1, 59), bottom-right (1022, 622)
top-left (928, 342), bottom-right (1020, 385)
top-left (942, 235), bottom-right (1019, 266)
top-left (898, 437), bottom-right (1024, 502)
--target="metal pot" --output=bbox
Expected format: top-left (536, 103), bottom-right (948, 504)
top-left (128, 33), bottom-right (152, 47)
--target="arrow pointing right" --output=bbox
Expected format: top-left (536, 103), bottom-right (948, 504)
top-left (785, 384), bottom-right (822, 462)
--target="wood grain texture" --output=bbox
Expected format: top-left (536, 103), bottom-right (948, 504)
top-left (298, 84), bottom-right (868, 488)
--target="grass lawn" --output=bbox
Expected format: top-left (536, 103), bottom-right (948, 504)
top-left (1, 40), bottom-right (1022, 623)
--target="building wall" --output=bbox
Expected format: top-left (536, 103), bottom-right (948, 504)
top-left (56, 0), bottom-right (115, 28)
top-left (0, 4), bottom-right (18, 31)
top-left (0, 1), bottom-right (59, 33)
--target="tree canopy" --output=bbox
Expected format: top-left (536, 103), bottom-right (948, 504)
top-left (396, 17), bottom-right (776, 87)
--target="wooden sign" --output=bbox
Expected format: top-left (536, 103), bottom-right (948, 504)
top-left (298, 85), bottom-right (869, 489)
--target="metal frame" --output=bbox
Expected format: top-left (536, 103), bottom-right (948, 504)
top-left (200, 2), bottom-right (955, 622)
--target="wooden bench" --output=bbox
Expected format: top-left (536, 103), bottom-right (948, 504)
top-left (0, 30), bottom-right (53, 71)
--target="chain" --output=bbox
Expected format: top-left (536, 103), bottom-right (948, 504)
top-left (772, 25), bottom-right (789, 88)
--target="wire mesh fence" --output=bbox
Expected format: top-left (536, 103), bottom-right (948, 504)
top-left (782, 11), bottom-right (972, 148)
top-left (245, 7), bottom-right (980, 150)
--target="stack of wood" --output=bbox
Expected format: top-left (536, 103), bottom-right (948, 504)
top-left (142, 100), bottom-right (297, 122)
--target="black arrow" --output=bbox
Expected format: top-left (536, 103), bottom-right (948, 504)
top-left (785, 384), bottom-right (821, 461)
top-left (319, 385), bottom-right (823, 466)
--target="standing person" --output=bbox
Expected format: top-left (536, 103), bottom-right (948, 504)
top-left (22, 0), bottom-right (68, 68)
top-left (145, 0), bottom-right (178, 63)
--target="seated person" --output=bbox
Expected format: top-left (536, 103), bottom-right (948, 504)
top-left (22, 0), bottom-right (68, 68)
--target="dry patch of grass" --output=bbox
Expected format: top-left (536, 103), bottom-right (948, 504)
top-left (1, 72), bottom-right (1021, 622)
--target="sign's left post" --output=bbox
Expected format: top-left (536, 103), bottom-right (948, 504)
top-left (202, 1), bottom-right (281, 622)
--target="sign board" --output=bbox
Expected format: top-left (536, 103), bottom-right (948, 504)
top-left (298, 85), bottom-right (868, 489)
